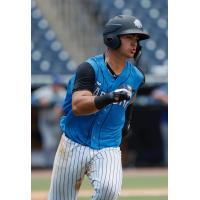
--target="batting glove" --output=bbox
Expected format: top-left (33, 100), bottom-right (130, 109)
top-left (112, 88), bottom-right (131, 102)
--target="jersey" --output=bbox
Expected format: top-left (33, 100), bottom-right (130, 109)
top-left (60, 54), bottom-right (144, 150)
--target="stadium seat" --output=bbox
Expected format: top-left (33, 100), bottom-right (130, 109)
top-left (31, 0), bottom-right (76, 76)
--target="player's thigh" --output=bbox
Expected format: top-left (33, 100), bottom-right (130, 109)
top-left (88, 148), bottom-right (122, 200)
top-left (49, 135), bottom-right (88, 200)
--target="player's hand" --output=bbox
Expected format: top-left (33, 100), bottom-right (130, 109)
top-left (94, 88), bottom-right (132, 109)
top-left (111, 88), bottom-right (131, 102)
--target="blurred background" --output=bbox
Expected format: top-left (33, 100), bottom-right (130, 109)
top-left (31, 0), bottom-right (168, 169)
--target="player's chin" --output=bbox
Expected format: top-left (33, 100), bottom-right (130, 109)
top-left (126, 53), bottom-right (135, 58)
top-left (127, 50), bottom-right (135, 57)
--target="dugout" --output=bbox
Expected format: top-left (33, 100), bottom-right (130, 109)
top-left (121, 84), bottom-right (168, 167)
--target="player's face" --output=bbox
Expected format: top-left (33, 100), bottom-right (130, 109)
top-left (119, 34), bottom-right (139, 58)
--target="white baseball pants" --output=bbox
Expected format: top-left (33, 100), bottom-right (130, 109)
top-left (48, 134), bottom-right (122, 200)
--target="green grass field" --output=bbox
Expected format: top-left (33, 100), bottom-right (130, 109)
top-left (78, 197), bottom-right (167, 200)
top-left (31, 168), bottom-right (168, 200)
top-left (32, 175), bottom-right (167, 190)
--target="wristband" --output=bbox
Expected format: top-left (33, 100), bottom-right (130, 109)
top-left (94, 88), bottom-right (131, 110)
top-left (94, 93), bottom-right (114, 109)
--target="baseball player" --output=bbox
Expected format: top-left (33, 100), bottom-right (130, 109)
top-left (48, 15), bottom-right (149, 200)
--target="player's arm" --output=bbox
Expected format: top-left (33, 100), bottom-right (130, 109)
top-left (122, 103), bottom-right (134, 137)
top-left (73, 89), bottom-right (132, 116)
top-left (72, 90), bottom-right (98, 115)
top-left (122, 95), bottom-right (136, 137)
top-left (72, 62), bottom-right (98, 115)
top-left (72, 62), bottom-right (131, 116)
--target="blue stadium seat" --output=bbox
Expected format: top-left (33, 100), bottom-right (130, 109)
top-left (31, 0), bottom-right (76, 76)
top-left (32, 0), bottom-right (168, 75)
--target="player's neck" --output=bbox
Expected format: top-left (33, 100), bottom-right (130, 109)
top-left (105, 49), bottom-right (126, 75)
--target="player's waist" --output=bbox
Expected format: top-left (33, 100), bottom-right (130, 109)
top-left (63, 132), bottom-right (121, 150)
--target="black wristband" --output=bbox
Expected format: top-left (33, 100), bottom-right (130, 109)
top-left (94, 93), bottom-right (114, 109)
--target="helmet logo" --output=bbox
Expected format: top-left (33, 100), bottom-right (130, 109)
top-left (134, 19), bottom-right (142, 29)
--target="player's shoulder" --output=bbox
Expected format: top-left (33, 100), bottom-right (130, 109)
top-left (128, 61), bottom-right (145, 79)
top-left (86, 54), bottom-right (103, 65)
top-left (127, 61), bottom-right (145, 88)
top-left (76, 61), bottom-right (93, 73)
top-left (85, 54), bottom-right (103, 73)
top-left (87, 54), bottom-right (103, 60)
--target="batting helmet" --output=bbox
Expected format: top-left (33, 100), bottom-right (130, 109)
top-left (103, 15), bottom-right (150, 49)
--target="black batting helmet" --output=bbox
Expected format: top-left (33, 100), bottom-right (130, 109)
top-left (103, 15), bottom-right (150, 49)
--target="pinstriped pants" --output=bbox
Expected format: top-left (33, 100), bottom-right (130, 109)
top-left (48, 134), bottom-right (122, 200)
